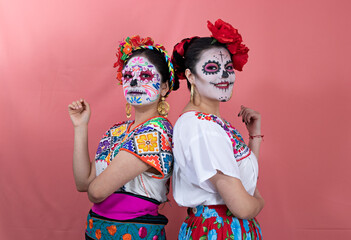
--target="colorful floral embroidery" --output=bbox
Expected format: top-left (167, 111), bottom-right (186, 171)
top-left (95, 229), bottom-right (101, 239)
top-left (86, 214), bottom-right (166, 240)
top-left (136, 132), bottom-right (159, 153)
top-left (194, 112), bottom-right (251, 161)
top-left (160, 134), bottom-right (172, 151)
top-left (111, 125), bottom-right (127, 137)
top-left (122, 233), bottom-right (132, 240)
top-left (178, 205), bottom-right (262, 240)
top-left (107, 225), bottom-right (117, 236)
top-left (89, 219), bottom-right (93, 229)
top-left (94, 117), bottom-right (173, 178)
top-left (139, 227), bottom-right (147, 238)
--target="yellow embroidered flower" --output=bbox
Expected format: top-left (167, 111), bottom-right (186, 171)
top-left (136, 132), bottom-right (158, 153)
top-left (111, 125), bottom-right (127, 137)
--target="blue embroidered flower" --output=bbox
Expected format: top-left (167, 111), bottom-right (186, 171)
top-left (246, 231), bottom-right (252, 240)
top-left (216, 216), bottom-right (224, 226)
top-left (161, 153), bottom-right (173, 174)
top-left (178, 223), bottom-right (192, 240)
top-left (203, 207), bottom-right (219, 219)
top-left (208, 229), bottom-right (218, 240)
top-left (195, 205), bottom-right (204, 217)
top-left (243, 219), bottom-right (250, 232)
top-left (230, 218), bottom-right (242, 239)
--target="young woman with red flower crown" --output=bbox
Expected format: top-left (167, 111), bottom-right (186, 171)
top-left (68, 36), bottom-right (177, 240)
top-left (171, 19), bottom-right (264, 239)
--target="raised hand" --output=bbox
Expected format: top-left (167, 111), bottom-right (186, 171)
top-left (238, 105), bottom-right (261, 136)
top-left (68, 99), bottom-right (91, 127)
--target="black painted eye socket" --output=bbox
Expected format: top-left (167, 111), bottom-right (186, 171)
top-left (202, 60), bottom-right (221, 75)
top-left (123, 71), bottom-right (133, 83)
top-left (141, 73), bottom-right (151, 78)
top-left (140, 70), bottom-right (154, 83)
top-left (225, 61), bottom-right (234, 73)
top-left (205, 63), bottom-right (219, 71)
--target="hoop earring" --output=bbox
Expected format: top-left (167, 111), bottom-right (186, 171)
top-left (125, 102), bottom-right (132, 118)
top-left (157, 96), bottom-right (170, 117)
top-left (190, 84), bottom-right (195, 104)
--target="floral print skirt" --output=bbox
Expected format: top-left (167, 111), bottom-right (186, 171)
top-left (85, 210), bottom-right (167, 240)
top-left (178, 205), bottom-right (262, 240)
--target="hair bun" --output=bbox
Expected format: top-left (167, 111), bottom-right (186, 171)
top-left (171, 37), bottom-right (199, 80)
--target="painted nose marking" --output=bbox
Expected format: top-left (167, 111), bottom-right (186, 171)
top-left (130, 79), bottom-right (137, 86)
top-left (222, 70), bottom-right (229, 78)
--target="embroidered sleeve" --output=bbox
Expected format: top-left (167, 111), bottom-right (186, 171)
top-left (95, 121), bottom-right (129, 176)
top-left (120, 119), bottom-right (173, 179)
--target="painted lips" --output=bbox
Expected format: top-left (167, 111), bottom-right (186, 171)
top-left (127, 90), bottom-right (146, 95)
top-left (212, 81), bottom-right (233, 89)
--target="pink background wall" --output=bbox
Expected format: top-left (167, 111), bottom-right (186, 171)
top-left (1, 0), bottom-right (350, 239)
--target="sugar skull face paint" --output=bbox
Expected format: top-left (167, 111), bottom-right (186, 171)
top-left (122, 56), bottom-right (161, 105)
top-left (194, 48), bottom-right (235, 102)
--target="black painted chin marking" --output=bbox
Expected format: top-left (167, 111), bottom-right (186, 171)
top-left (218, 96), bottom-right (229, 102)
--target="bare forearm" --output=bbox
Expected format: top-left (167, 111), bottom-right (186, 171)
top-left (73, 125), bottom-right (93, 191)
top-left (226, 191), bottom-right (264, 219)
top-left (248, 137), bottom-right (262, 160)
top-left (211, 172), bottom-right (264, 220)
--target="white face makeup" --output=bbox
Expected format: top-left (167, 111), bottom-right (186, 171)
top-left (122, 56), bottom-right (161, 106)
top-left (194, 48), bottom-right (235, 102)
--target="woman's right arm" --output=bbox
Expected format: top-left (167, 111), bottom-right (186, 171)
top-left (68, 99), bottom-right (96, 192)
top-left (210, 171), bottom-right (264, 219)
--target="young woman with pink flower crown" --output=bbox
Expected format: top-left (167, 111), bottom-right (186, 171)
top-left (171, 19), bottom-right (264, 239)
top-left (68, 36), bottom-right (177, 240)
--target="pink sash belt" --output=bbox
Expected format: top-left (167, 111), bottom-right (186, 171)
top-left (92, 193), bottom-right (159, 220)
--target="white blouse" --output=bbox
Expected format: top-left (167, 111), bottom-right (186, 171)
top-left (172, 111), bottom-right (258, 207)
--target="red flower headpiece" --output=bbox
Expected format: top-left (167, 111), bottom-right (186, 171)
top-left (171, 36), bottom-right (199, 79)
top-left (171, 19), bottom-right (249, 79)
top-left (207, 19), bottom-right (249, 71)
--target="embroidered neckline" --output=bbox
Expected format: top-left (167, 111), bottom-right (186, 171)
top-left (126, 116), bottom-right (169, 133)
top-left (185, 111), bottom-right (251, 161)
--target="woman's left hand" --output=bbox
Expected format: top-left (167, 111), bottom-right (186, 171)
top-left (238, 105), bottom-right (261, 136)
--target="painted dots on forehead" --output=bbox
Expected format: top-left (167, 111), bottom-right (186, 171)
top-left (200, 48), bottom-right (231, 63)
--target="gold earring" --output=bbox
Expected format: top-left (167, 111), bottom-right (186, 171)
top-left (157, 96), bottom-right (170, 117)
top-left (190, 84), bottom-right (195, 104)
top-left (125, 102), bottom-right (132, 118)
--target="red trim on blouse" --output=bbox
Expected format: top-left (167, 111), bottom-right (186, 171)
top-left (119, 148), bottom-right (165, 179)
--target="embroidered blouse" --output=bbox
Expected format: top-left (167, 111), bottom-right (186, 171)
top-left (172, 111), bottom-right (258, 207)
top-left (95, 116), bottom-right (173, 203)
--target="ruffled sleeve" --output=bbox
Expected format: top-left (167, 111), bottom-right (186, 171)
top-left (120, 118), bottom-right (173, 179)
